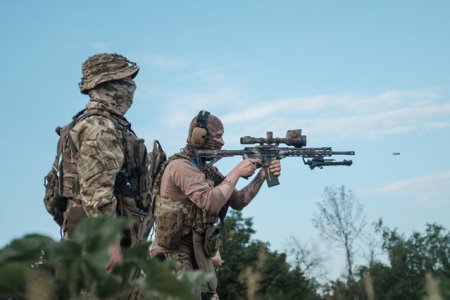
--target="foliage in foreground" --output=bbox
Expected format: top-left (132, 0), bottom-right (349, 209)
top-left (1, 210), bottom-right (450, 300)
top-left (0, 217), bottom-right (205, 300)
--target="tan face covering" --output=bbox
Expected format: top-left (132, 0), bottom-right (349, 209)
top-left (88, 78), bottom-right (136, 116)
top-left (187, 114), bottom-right (225, 150)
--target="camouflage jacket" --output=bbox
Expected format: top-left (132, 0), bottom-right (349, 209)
top-left (69, 101), bottom-right (149, 218)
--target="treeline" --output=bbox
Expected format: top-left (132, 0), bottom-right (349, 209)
top-left (217, 211), bottom-right (450, 300)
top-left (217, 185), bottom-right (450, 300)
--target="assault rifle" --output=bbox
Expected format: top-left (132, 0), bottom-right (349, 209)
top-left (195, 129), bottom-right (355, 187)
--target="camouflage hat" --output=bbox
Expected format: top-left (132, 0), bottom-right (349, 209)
top-left (79, 53), bottom-right (139, 94)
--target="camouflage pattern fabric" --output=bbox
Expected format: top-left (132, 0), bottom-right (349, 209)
top-left (79, 53), bottom-right (139, 94)
top-left (69, 101), bottom-right (124, 217)
top-left (150, 154), bottom-right (229, 298)
top-left (88, 79), bottom-right (136, 116)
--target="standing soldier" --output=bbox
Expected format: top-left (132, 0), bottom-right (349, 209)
top-left (45, 53), bottom-right (151, 271)
top-left (150, 111), bottom-right (281, 300)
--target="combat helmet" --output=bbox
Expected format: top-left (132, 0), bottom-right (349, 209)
top-left (79, 53), bottom-right (139, 94)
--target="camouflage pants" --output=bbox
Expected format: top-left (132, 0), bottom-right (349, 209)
top-left (62, 199), bottom-right (86, 238)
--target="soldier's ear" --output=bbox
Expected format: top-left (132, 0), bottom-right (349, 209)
top-left (190, 110), bottom-right (210, 147)
top-left (190, 127), bottom-right (208, 147)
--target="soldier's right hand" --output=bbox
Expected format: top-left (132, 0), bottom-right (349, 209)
top-left (233, 158), bottom-right (261, 178)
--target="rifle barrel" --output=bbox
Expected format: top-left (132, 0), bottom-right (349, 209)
top-left (331, 151), bottom-right (355, 155)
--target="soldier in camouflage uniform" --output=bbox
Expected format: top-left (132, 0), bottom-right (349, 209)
top-left (63, 53), bottom-right (151, 269)
top-left (150, 111), bottom-right (281, 300)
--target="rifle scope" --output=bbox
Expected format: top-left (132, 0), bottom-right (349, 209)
top-left (240, 129), bottom-right (307, 148)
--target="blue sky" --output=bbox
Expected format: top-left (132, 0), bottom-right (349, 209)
top-left (1, 1), bottom-right (450, 279)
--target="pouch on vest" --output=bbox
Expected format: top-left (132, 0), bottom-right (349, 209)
top-left (203, 226), bottom-right (221, 258)
top-left (118, 130), bottom-right (151, 211)
top-left (63, 201), bottom-right (86, 237)
top-left (155, 208), bottom-right (185, 249)
top-left (43, 125), bottom-right (73, 226)
top-left (44, 168), bottom-right (67, 226)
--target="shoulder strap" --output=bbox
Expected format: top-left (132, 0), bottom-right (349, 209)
top-left (51, 127), bottom-right (65, 172)
top-left (50, 108), bottom-right (85, 171)
top-left (67, 109), bottom-right (131, 156)
top-left (150, 152), bottom-right (191, 214)
top-left (152, 154), bottom-right (186, 195)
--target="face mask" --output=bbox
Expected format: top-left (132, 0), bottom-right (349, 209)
top-left (203, 116), bottom-right (224, 150)
top-left (203, 136), bottom-right (224, 150)
top-left (89, 78), bottom-right (136, 115)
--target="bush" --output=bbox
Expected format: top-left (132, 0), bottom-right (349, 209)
top-left (0, 217), bottom-right (205, 300)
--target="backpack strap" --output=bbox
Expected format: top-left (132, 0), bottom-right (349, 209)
top-left (150, 152), bottom-right (190, 215)
top-left (66, 109), bottom-right (130, 156)
top-left (51, 127), bottom-right (65, 172)
top-left (49, 107), bottom-right (85, 180)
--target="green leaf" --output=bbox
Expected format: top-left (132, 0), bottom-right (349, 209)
top-left (0, 261), bottom-right (27, 296)
top-left (0, 234), bottom-right (55, 265)
top-left (71, 216), bottom-right (131, 252)
top-left (138, 258), bottom-right (200, 300)
top-left (49, 239), bottom-right (82, 262)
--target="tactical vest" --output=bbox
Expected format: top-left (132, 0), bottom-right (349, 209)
top-left (153, 155), bottom-right (220, 252)
top-left (44, 109), bottom-right (150, 235)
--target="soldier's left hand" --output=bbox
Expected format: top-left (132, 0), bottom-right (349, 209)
top-left (106, 242), bottom-right (123, 273)
top-left (269, 160), bottom-right (281, 176)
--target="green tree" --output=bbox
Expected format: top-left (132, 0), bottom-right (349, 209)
top-left (217, 211), bottom-right (320, 300)
top-left (216, 210), bottom-right (256, 299)
top-left (354, 222), bottom-right (450, 300)
top-left (256, 249), bottom-right (320, 300)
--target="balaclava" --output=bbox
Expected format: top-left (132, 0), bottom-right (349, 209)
top-left (87, 78), bottom-right (136, 116)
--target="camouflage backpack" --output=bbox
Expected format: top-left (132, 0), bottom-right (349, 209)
top-left (43, 111), bottom-right (84, 226)
top-left (44, 110), bottom-right (167, 225)
top-left (147, 140), bottom-right (167, 201)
